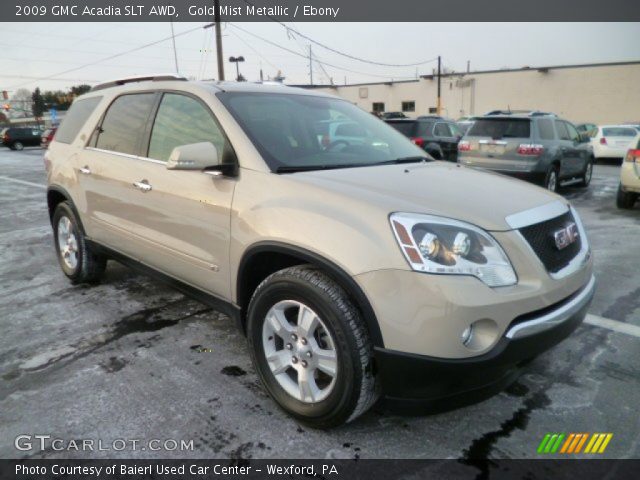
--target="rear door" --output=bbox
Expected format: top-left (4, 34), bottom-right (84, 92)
top-left (554, 120), bottom-right (580, 177)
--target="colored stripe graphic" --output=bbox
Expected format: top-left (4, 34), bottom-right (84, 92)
top-left (540, 433), bottom-right (613, 454)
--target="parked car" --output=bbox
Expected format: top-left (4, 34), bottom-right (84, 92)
top-left (458, 113), bottom-right (593, 192)
top-left (41, 127), bottom-right (57, 148)
top-left (590, 125), bottom-right (640, 162)
top-left (45, 76), bottom-right (594, 428)
top-left (575, 123), bottom-right (597, 137)
top-left (617, 138), bottom-right (640, 209)
top-left (385, 117), bottom-right (462, 161)
top-left (1, 127), bottom-right (42, 150)
top-left (380, 111), bottom-right (407, 120)
top-left (622, 122), bottom-right (640, 132)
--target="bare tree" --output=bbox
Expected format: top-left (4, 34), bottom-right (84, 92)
top-left (9, 88), bottom-right (33, 118)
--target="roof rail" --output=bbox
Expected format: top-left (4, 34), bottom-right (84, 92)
top-left (91, 74), bottom-right (188, 92)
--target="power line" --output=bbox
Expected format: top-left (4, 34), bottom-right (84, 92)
top-left (228, 23), bottom-right (417, 81)
top-left (241, 0), bottom-right (438, 68)
top-left (7, 24), bottom-right (205, 89)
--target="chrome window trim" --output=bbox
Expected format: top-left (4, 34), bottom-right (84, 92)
top-left (505, 274), bottom-right (595, 339)
top-left (85, 147), bottom-right (166, 165)
top-left (505, 200), bottom-right (569, 230)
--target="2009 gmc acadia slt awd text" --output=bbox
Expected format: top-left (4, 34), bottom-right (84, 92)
top-left (45, 76), bottom-right (595, 428)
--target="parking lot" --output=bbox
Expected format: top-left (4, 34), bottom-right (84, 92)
top-left (0, 147), bottom-right (638, 460)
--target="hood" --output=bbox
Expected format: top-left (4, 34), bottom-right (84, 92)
top-left (290, 161), bottom-right (564, 231)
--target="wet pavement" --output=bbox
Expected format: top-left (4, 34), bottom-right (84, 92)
top-left (1, 147), bottom-right (639, 460)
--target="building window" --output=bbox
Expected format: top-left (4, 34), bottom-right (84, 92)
top-left (359, 87), bottom-right (369, 99)
top-left (372, 102), bottom-right (385, 113)
top-left (401, 101), bottom-right (415, 112)
top-left (428, 107), bottom-right (438, 114)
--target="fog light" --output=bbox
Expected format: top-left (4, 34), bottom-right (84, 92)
top-left (461, 325), bottom-right (474, 346)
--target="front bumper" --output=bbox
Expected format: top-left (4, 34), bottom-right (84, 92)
top-left (375, 275), bottom-right (595, 406)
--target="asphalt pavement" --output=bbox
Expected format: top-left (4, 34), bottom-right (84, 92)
top-left (0, 147), bottom-right (638, 460)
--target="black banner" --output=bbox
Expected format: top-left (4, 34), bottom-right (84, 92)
top-left (2, 459), bottom-right (640, 480)
top-left (2, 0), bottom-right (640, 22)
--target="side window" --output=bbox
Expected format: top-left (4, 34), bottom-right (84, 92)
top-left (434, 123), bottom-right (450, 137)
top-left (564, 122), bottom-right (580, 142)
top-left (55, 96), bottom-right (102, 144)
top-left (96, 93), bottom-right (156, 155)
top-left (148, 93), bottom-right (228, 162)
top-left (555, 120), bottom-right (570, 141)
top-left (537, 118), bottom-right (555, 140)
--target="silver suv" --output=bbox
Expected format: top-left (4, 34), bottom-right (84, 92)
top-left (46, 76), bottom-right (595, 428)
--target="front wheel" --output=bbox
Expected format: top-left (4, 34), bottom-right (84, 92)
top-left (545, 165), bottom-right (559, 192)
top-left (52, 202), bottom-right (107, 284)
top-left (246, 265), bottom-right (378, 428)
top-left (578, 160), bottom-right (593, 187)
top-left (617, 184), bottom-right (638, 209)
top-left (13, 141), bottom-right (24, 151)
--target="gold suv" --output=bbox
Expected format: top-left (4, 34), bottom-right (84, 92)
top-left (46, 76), bottom-right (595, 428)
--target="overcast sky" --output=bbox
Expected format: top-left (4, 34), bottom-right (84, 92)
top-left (1, 22), bottom-right (638, 94)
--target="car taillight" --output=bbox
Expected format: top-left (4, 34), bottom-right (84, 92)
top-left (458, 141), bottom-right (471, 152)
top-left (411, 137), bottom-right (424, 147)
top-left (517, 144), bottom-right (545, 156)
top-left (600, 137), bottom-right (607, 145)
top-left (3, 133), bottom-right (9, 141)
top-left (625, 149), bottom-right (640, 163)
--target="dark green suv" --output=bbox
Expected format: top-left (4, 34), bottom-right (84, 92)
top-left (457, 114), bottom-right (593, 192)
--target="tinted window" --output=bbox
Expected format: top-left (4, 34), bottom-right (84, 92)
top-left (564, 122), bottom-right (580, 142)
top-left (96, 93), bottom-right (156, 155)
top-left (416, 121), bottom-right (434, 136)
top-left (555, 120), bottom-right (570, 140)
top-left (602, 127), bottom-right (637, 137)
top-left (55, 96), bottom-right (102, 144)
top-left (467, 118), bottom-right (531, 139)
top-left (537, 118), bottom-right (555, 140)
top-left (148, 93), bottom-right (227, 162)
top-left (387, 121), bottom-right (417, 136)
top-left (433, 123), bottom-right (450, 137)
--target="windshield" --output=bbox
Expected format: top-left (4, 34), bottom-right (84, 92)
top-left (217, 92), bottom-right (425, 172)
top-left (467, 118), bottom-right (531, 139)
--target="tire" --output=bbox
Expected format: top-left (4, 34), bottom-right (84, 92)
top-left (545, 165), bottom-right (560, 192)
top-left (616, 184), bottom-right (638, 209)
top-left (578, 160), bottom-right (593, 187)
top-left (13, 141), bottom-right (24, 151)
top-left (247, 265), bottom-right (379, 428)
top-left (52, 202), bottom-right (107, 284)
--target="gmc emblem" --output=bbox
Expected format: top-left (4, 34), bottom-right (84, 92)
top-left (553, 222), bottom-right (579, 250)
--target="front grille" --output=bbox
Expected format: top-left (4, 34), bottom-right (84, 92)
top-left (519, 211), bottom-right (581, 273)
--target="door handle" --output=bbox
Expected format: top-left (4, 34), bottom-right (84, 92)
top-left (79, 166), bottom-right (91, 175)
top-left (133, 180), bottom-right (152, 192)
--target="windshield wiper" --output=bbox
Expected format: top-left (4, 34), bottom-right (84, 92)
top-left (376, 156), bottom-right (430, 165)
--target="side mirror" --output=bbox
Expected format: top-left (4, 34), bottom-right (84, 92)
top-left (166, 142), bottom-right (219, 170)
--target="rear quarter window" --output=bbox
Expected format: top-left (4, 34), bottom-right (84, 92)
top-left (467, 118), bottom-right (531, 139)
top-left (537, 118), bottom-right (555, 140)
top-left (55, 96), bottom-right (102, 144)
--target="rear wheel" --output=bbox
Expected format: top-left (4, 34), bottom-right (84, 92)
top-left (545, 165), bottom-right (559, 192)
top-left (53, 202), bottom-right (107, 284)
top-left (247, 265), bottom-right (378, 428)
top-left (616, 184), bottom-right (638, 209)
top-left (13, 141), bottom-right (24, 151)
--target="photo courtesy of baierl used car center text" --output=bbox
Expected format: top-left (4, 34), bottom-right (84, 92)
top-left (0, 0), bottom-right (639, 478)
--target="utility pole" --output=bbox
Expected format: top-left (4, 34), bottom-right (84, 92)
top-left (309, 45), bottom-right (313, 85)
top-left (170, 21), bottom-right (179, 74)
top-left (467, 60), bottom-right (470, 73)
top-left (214, 0), bottom-right (224, 80)
top-left (437, 55), bottom-right (442, 116)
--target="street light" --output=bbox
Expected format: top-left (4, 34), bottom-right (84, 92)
top-left (229, 56), bottom-right (245, 81)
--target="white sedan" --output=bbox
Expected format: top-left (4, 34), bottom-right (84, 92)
top-left (591, 125), bottom-right (640, 161)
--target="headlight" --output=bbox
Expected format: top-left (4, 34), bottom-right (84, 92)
top-left (390, 212), bottom-right (517, 287)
